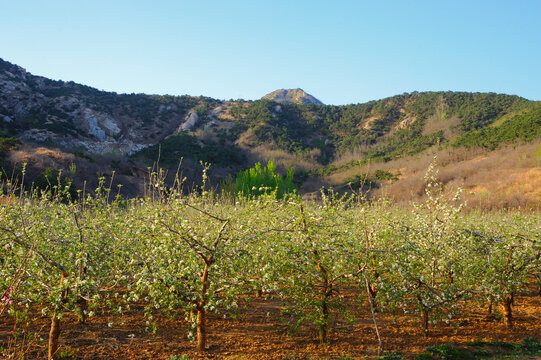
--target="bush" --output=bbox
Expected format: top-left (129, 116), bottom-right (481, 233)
top-left (236, 161), bottom-right (296, 199)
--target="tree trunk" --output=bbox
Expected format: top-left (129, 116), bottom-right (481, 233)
top-left (369, 281), bottom-right (378, 305)
top-left (486, 301), bottom-right (494, 320)
top-left (48, 314), bottom-right (61, 360)
top-left (49, 272), bottom-right (67, 360)
top-left (422, 308), bottom-right (430, 337)
top-left (501, 295), bottom-right (513, 328)
top-left (319, 299), bottom-right (329, 343)
top-left (196, 305), bottom-right (206, 351)
top-left (75, 213), bottom-right (87, 324)
top-left (363, 273), bottom-right (382, 356)
top-left (76, 296), bottom-right (87, 324)
top-left (196, 261), bottom-right (210, 351)
top-left (301, 206), bottom-right (331, 344)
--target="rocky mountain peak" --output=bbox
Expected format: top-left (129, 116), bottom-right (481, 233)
top-left (262, 88), bottom-right (323, 105)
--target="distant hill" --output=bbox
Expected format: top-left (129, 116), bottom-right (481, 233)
top-left (1, 57), bottom-right (540, 207)
top-left (262, 88), bottom-right (324, 105)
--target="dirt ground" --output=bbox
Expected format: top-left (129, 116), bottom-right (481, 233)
top-left (1, 290), bottom-right (540, 359)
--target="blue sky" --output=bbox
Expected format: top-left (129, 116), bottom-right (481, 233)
top-left (1, 0), bottom-right (540, 104)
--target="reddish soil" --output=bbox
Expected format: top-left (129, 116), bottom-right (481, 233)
top-left (1, 291), bottom-right (540, 359)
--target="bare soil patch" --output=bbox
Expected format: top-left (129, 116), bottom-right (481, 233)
top-left (1, 292), bottom-right (540, 359)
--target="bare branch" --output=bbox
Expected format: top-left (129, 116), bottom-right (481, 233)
top-left (183, 202), bottom-right (228, 222)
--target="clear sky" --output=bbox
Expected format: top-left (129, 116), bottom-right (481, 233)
top-left (1, 0), bottom-right (540, 105)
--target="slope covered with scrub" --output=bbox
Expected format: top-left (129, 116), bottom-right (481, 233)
top-left (0, 57), bottom-right (540, 207)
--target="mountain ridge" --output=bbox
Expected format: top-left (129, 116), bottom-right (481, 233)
top-left (1, 57), bottom-right (540, 207)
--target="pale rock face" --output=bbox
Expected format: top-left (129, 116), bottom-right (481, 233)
top-left (77, 138), bottom-right (147, 155)
top-left (178, 111), bottom-right (199, 132)
top-left (62, 97), bottom-right (82, 115)
top-left (78, 106), bottom-right (155, 154)
top-left (209, 106), bottom-right (223, 117)
top-left (87, 116), bottom-right (106, 141)
top-left (0, 114), bottom-right (13, 123)
top-left (81, 108), bottom-right (121, 141)
top-left (158, 104), bottom-right (174, 113)
top-left (0, 80), bottom-right (19, 94)
top-left (20, 129), bottom-right (59, 144)
top-left (101, 117), bottom-right (121, 136)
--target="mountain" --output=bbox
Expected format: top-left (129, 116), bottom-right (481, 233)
top-left (0, 57), bottom-right (242, 195)
top-left (1, 57), bottom-right (540, 207)
top-left (0, 58), bottom-right (214, 155)
top-left (262, 88), bottom-right (324, 105)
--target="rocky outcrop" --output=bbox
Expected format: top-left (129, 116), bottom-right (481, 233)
top-left (177, 111), bottom-right (199, 132)
top-left (0, 58), bottom-right (207, 155)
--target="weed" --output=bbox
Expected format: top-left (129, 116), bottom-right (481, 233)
top-left (57, 347), bottom-right (75, 359)
top-left (520, 337), bottom-right (541, 355)
top-left (378, 352), bottom-right (403, 360)
top-left (426, 344), bottom-right (467, 360)
top-left (169, 355), bottom-right (190, 360)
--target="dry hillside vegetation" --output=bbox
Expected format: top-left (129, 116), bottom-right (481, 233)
top-left (325, 142), bottom-right (541, 210)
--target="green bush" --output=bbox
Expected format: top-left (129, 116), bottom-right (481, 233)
top-left (235, 161), bottom-right (296, 199)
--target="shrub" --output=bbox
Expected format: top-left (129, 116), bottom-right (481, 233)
top-left (235, 161), bottom-right (296, 199)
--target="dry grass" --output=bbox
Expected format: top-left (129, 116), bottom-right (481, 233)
top-left (5, 145), bottom-right (146, 198)
top-left (236, 128), bottom-right (257, 148)
top-left (330, 115), bottom-right (460, 171)
top-left (247, 144), bottom-right (321, 173)
top-left (10, 146), bottom-right (74, 169)
top-left (361, 115), bottom-right (379, 130)
top-left (215, 103), bottom-right (238, 121)
top-left (325, 141), bottom-right (541, 210)
top-left (422, 114), bottom-right (461, 137)
top-left (397, 115), bottom-right (417, 129)
top-left (300, 176), bottom-right (327, 196)
top-left (331, 145), bottom-right (373, 168)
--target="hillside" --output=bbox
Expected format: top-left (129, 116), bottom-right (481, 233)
top-left (1, 57), bottom-right (540, 207)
